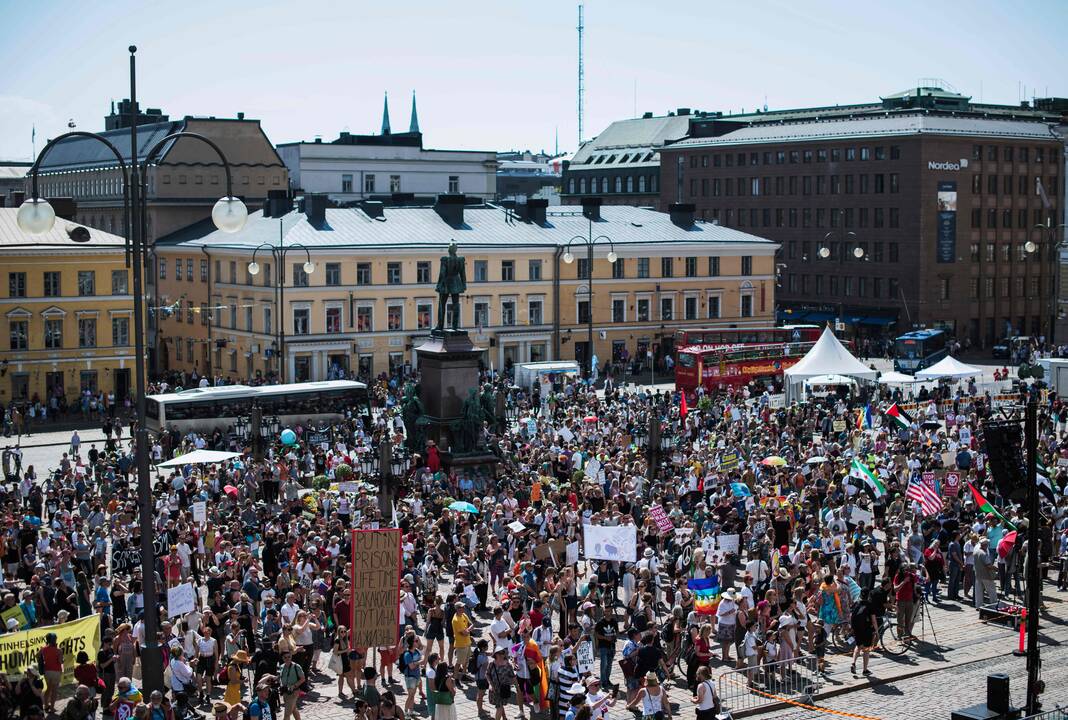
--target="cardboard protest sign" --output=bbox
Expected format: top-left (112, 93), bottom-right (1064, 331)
top-left (534, 538), bottom-right (568, 565)
top-left (349, 529), bottom-right (402, 648)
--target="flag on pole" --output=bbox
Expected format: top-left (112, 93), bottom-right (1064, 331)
top-left (688, 577), bottom-right (721, 615)
top-left (884, 403), bottom-right (913, 430)
top-left (850, 458), bottom-right (887, 498)
top-left (680, 391), bottom-right (688, 419)
top-left (907, 475), bottom-right (942, 516)
top-left (967, 482), bottom-right (1015, 529)
top-left (1037, 177), bottom-right (1052, 209)
top-left (1037, 472), bottom-right (1056, 504)
top-left (856, 404), bottom-right (873, 429)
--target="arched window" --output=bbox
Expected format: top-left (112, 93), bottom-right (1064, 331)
top-left (568, 179), bottom-right (575, 194)
top-left (626, 176), bottom-right (634, 193)
top-left (615, 177), bottom-right (622, 193)
top-left (639, 176), bottom-right (646, 192)
top-left (601, 177), bottom-right (609, 193)
top-left (579, 178), bottom-right (587, 193)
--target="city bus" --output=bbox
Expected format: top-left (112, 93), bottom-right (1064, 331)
top-left (893, 329), bottom-right (949, 373)
top-left (145, 380), bottom-right (371, 433)
top-left (673, 325), bottom-right (822, 349)
top-left (675, 341), bottom-right (816, 391)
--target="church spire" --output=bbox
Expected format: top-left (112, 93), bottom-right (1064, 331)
top-left (380, 92), bottom-right (391, 135)
top-left (409, 91), bottom-right (420, 134)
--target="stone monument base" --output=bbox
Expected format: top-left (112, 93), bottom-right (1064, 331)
top-left (416, 330), bottom-right (482, 453)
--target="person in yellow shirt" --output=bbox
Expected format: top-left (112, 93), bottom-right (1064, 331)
top-left (451, 603), bottom-right (473, 678)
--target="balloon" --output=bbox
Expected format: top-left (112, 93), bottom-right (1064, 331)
top-left (280, 428), bottom-right (297, 446)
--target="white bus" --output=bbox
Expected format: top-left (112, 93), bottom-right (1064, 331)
top-left (145, 380), bottom-right (370, 433)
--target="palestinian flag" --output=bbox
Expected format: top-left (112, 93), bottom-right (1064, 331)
top-left (884, 403), bottom-right (913, 430)
top-left (850, 458), bottom-right (887, 498)
top-left (967, 482), bottom-right (1016, 529)
top-left (688, 577), bottom-right (721, 615)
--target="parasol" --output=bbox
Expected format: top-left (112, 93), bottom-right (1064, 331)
top-left (997, 531), bottom-right (1018, 559)
top-left (448, 501), bottom-right (479, 514)
top-left (806, 456), bottom-right (829, 464)
top-left (761, 456), bottom-right (787, 467)
top-left (223, 485), bottom-right (239, 498)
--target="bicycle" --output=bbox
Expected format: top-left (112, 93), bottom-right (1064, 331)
top-left (830, 615), bottom-right (909, 657)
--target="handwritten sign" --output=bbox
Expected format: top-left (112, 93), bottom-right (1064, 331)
top-left (507, 521), bottom-right (526, 534)
top-left (960, 427), bottom-right (972, 444)
top-left (192, 502), bottom-right (207, 525)
top-left (717, 534), bottom-right (740, 555)
top-left (566, 541), bottom-right (579, 566)
top-left (832, 420), bottom-right (847, 433)
top-left (649, 505), bottom-right (674, 534)
top-left (584, 458), bottom-right (602, 482)
top-left (582, 524), bottom-right (637, 563)
top-left (111, 537), bottom-right (168, 574)
top-left (167, 582), bottom-right (196, 618)
top-left (349, 529), bottom-right (402, 648)
top-left (558, 426), bottom-right (575, 443)
top-left (576, 640), bottom-right (594, 673)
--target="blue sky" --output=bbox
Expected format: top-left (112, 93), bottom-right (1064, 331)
top-left (1, 0), bottom-right (1066, 161)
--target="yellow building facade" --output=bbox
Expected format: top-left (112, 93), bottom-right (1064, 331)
top-left (154, 198), bottom-right (778, 383)
top-left (0, 210), bottom-right (136, 408)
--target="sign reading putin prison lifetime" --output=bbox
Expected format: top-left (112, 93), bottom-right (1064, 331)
top-left (349, 528), bottom-right (402, 649)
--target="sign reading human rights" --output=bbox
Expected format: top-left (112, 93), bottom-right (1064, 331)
top-left (349, 528), bottom-right (402, 649)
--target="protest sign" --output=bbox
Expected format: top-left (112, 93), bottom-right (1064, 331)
top-left (576, 640), bottom-right (594, 673)
top-left (565, 541), bottom-right (579, 566)
top-left (960, 427), bottom-right (972, 444)
top-left (1057, 457), bottom-right (1068, 469)
top-left (111, 536), bottom-right (169, 574)
top-left (849, 507), bottom-right (874, 525)
top-left (649, 505), bottom-right (674, 534)
top-left (832, 420), bottom-right (847, 433)
top-left (940, 451), bottom-right (955, 468)
top-left (944, 471), bottom-right (961, 496)
top-left (0, 615), bottom-right (99, 682)
top-left (717, 534), bottom-right (740, 555)
top-left (534, 538), bottom-right (568, 565)
top-left (307, 430), bottom-right (331, 447)
top-left (584, 458), bottom-right (602, 481)
top-left (167, 582), bottom-right (196, 618)
top-left (719, 452), bottom-right (739, 470)
top-left (558, 426), bottom-right (575, 443)
top-left (701, 536), bottom-right (717, 555)
top-left (192, 502), bottom-right (207, 525)
top-left (349, 529), bottom-right (402, 648)
top-left (507, 521), bottom-right (527, 534)
top-left (0, 606), bottom-right (26, 630)
top-left (922, 471), bottom-right (937, 489)
top-left (582, 524), bottom-right (637, 562)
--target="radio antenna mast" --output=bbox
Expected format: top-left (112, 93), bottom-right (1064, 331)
top-left (577, 2), bottom-right (584, 148)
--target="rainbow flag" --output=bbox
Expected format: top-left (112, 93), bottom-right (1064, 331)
top-left (688, 577), bottom-right (721, 615)
top-left (857, 404), bottom-right (873, 429)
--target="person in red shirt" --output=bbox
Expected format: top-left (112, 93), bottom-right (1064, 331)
top-left (164, 546), bottom-right (184, 588)
top-left (37, 632), bottom-right (63, 713)
top-left (893, 563), bottom-right (918, 640)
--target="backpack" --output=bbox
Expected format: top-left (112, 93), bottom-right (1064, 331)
top-left (467, 648), bottom-right (480, 675)
top-left (850, 601), bottom-right (868, 631)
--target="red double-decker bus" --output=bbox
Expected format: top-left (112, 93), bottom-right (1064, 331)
top-left (673, 324), bottom-right (821, 348)
top-left (675, 340), bottom-right (817, 391)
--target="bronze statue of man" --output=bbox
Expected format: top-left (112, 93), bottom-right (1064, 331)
top-left (435, 241), bottom-right (467, 331)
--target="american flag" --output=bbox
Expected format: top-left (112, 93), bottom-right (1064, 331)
top-left (907, 476), bottom-right (942, 516)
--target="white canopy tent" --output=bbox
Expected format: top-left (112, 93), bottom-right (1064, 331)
top-left (914, 355), bottom-right (983, 380)
top-left (784, 327), bottom-right (878, 402)
top-left (878, 371), bottom-right (927, 384)
top-left (157, 449), bottom-right (241, 467)
top-left (805, 374), bottom-right (859, 385)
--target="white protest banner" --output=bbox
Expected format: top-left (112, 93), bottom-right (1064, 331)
top-left (582, 524), bottom-right (637, 563)
top-left (566, 541), bottom-right (579, 566)
top-left (584, 458), bottom-right (602, 481)
top-left (701, 536), bottom-right (717, 555)
top-left (849, 507), bottom-right (874, 525)
top-left (167, 583), bottom-right (196, 618)
top-left (192, 502), bottom-right (207, 525)
top-left (507, 521), bottom-right (527, 534)
top-left (716, 534), bottom-right (740, 555)
top-left (576, 640), bottom-right (595, 674)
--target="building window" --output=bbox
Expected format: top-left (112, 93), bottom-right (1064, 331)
top-left (612, 260), bottom-right (625, 279)
top-left (528, 259), bottom-right (542, 281)
top-left (417, 302), bottom-right (432, 329)
top-left (292, 264), bottom-right (309, 287)
top-left (577, 257), bottom-right (590, 279)
top-left (293, 308), bottom-right (310, 335)
top-left (707, 295), bottom-right (720, 319)
top-left (387, 262), bottom-right (402, 284)
top-left (8, 273), bottom-right (26, 298)
top-left (200, 259), bottom-right (209, 282)
top-left (325, 263), bottom-right (341, 286)
top-left (229, 261), bottom-right (237, 283)
top-left (263, 307), bottom-right (272, 334)
top-left (501, 260), bottom-right (514, 282)
top-left (364, 174), bottom-right (376, 193)
top-left (474, 260), bottom-right (488, 282)
top-left (577, 300), bottom-right (590, 324)
top-left (229, 303), bottom-right (237, 329)
top-left (660, 297), bottom-right (673, 321)
top-left (708, 257), bottom-right (720, 277)
top-left (356, 263), bottom-right (372, 285)
top-left (111, 317), bottom-right (130, 346)
top-left (529, 298), bottom-right (543, 325)
top-left (8, 320), bottom-right (27, 350)
top-left (501, 299), bottom-right (516, 326)
top-left (448, 175), bottom-right (459, 193)
top-left (661, 257), bottom-right (674, 278)
top-left (43, 271), bottom-right (60, 297)
top-left (636, 298), bottom-right (650, 322)
top-left (684, 256), bottom-right (698, 277)
top-left (44, 318), bottom-right (62, 348)
top-left (111, 270), bottom-right (129, 295)
top-left (341, 174), bottom-right (353, 193)
top-left (159, 258), bottom-right (167, 279)
top-left (77, 271), bottom-right (95, 296)
top-left (326, 306), bottom-right (342, 334)
top-left (637, 258), bottom-right (650, 278)
top-left (741, 256), bottom-right (753, 275)
top-left (615, 177), bottom-right (622, 193)
top-left (417, 261), bottom-right (431, 284)
top-left (474, 301), bottom-right (489, 329)
top-left (77, 317), bottom-right (97, 347)
top-left (741, 295), bottom-right (753, 317)
top-left (612, 298), bottom-right (625, 323)
top-left (387, 305), bottom-right (402, 331)
top-left (186, 259), bottom-right (194, 281)
top-left (684, 296), bottom-right (698, 320)
top-left (389, 175), bottom-right (401, 192)
top-left (244, 305), bottom-right (252, 331)
top-left (356, 306), bottom-right (372, 332)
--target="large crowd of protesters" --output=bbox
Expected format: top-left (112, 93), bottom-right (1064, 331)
top-left (0, 349), bottom-right (1064, 720)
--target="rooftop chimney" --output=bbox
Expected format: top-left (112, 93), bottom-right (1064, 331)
top-left (363, 201), bottom-right (385, 219)
top-left (434, 194), bottom-right (466, 227)
top-left (304, 193), bottom-right (330, 225)
top-left (11, 191), bottom-right (25, 208)
top-left (580, 197), bottom-right (602, 221)
top-left (47, 197), bottom-right (77, 222)
top-left (669, 202), bottom-right (695, 228)
top-left (237, 112), bottom-right (245, 120)
top-left (265, 189), bottom-right (289, 218)
top-left (526, 198), bottom-right (548, 226)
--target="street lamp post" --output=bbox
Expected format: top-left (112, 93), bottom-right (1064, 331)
top-left (561, 229), bottom-right (617, 381)
top-left (816, 228), bottom-right (865, 330)
top-left (1025, 219), bottom-right (1068, 343)
top-left (16, 47), bottom-right (247, 692)
top-left (247, 238), bottom-right (314, 383)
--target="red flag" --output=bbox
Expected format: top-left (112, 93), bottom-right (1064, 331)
top-left (680, 391), bottom-right (688, 418)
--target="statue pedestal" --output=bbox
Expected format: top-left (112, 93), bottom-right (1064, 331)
top-left (416, 330), bottom-right (483, 453)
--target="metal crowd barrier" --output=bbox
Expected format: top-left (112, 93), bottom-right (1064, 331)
top-left (1018, 708), bottom-right (1068, 720)
top-left (716, 653), bottom-right (821, 714)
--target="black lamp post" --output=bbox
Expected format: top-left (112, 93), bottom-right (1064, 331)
top-left (561, 228), bottom-right (617, 379)
top-left (1025, 219), bottom-right (1068, 343)
top-left (817, 225), bottom-right (865, 330)
top-left (16, 47), bottom-right (247, 692)
top-left (247, 237), bottom-right (314, 383)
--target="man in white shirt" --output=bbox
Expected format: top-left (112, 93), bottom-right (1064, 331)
top-left (488, 607), bottom-right (512, 652)
top-left (745, 557), bottom-right (769, 592)
top-left (280, 592), bottom-right (301, 624)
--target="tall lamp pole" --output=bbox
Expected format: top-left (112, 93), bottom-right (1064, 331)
top-left (16, 47), bottom-right (248, 692)
top-left (561, 227), bottom-right (617, 380)
top-left (817, 226), bottom-right (865, 330)
top-left (247, 237), bottom-right (314, 383)
top-left (1025, 219), bottom-right (1067, 344)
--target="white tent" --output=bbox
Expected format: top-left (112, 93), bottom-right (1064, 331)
top-left (784, 328), bottom-right (877, 402)
top-left (914, 355), bottom-right (983, 380)
top-left (157, 449), bottom-right (241, 467)
top-left (805, 374), bottom-right (858, 385)
top-left (878, 371), bottom-right (926, 384)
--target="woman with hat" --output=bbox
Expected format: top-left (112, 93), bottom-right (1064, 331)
top-left (113, 623), bottom-right (136, 681)
top-left (626, 673), bottom-right (670, 720)
top-left (224, 650), bottom-right (251, 706)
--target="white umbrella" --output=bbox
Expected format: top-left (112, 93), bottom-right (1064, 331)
top-left (806, 456), bottom-right (830, 464)
top-left (157, 449), bottom-right (241, 467)
top-left (878, 371), bottom-right (926, 384)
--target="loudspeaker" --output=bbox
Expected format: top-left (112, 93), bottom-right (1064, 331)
top-left (987, 673), bottom-right (1010, 714)
top-left (981, 419), bottom-right (1026, 502)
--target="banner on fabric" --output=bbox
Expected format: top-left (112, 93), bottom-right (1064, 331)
top-left (0, 615), bottom-right (99, 682)
top-left (582, 524), bottom-right (637, 563)
top-left (349, 528), bottom-right (402, 649)
top-left (649, 505), bottom-right (674, 534)
top-left (111, 537), bottom-right (169, 574)
top-left (167, 583), bottom-right (196, 618)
